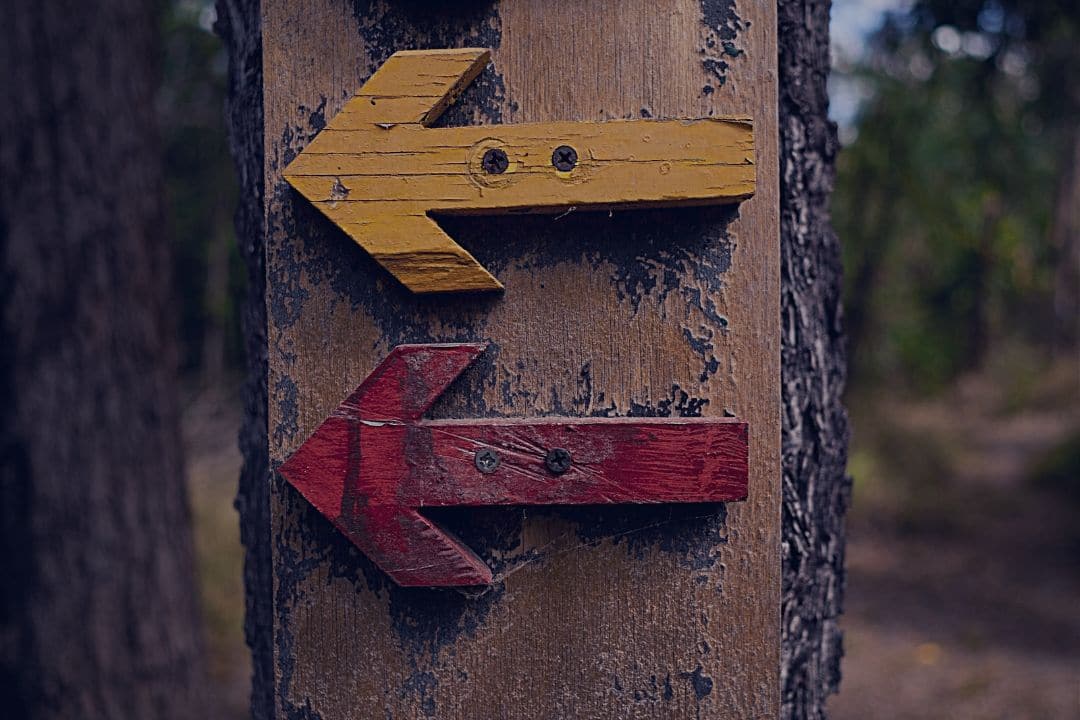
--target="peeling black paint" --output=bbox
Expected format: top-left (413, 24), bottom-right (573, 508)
top-left (629, 673), bottom-right (675, 705)
top-left (307, 97), bottom-right (327, 132)
top-left (682, 326), bottom-right (720, 382)
top-left (627, 384), bottom-right (710, 418)
top-left (275, 475), bottom-right (335, 720)
top-left (679, 664), bottom-right (715, 700)
top-left (273, 375), bottom-right (299, 447)
top-left (400, 670), bottom-right (438, 718)
top-left (698, 0), bottom-right (746, 91)
top-left (447, 204), bottom-right (738, 316)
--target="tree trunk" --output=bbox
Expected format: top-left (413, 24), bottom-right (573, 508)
top-left (1050, 124), bottom-right (1079, 350)
top-left (220, 1), bottom-right (848, 718)
top-left (777, 1), bottom-right (851, 717)
top-left (215, 0), bottom-right (273, 718)
top-left (0, 2), bottom-right (208, 718)
top-left (200, 200), bottom-right (232, 387)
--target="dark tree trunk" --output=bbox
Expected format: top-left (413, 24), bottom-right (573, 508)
top-left (220, 1), bottom-right (849, 718)
top-left (0, 1), bottom-right (208, 718)
top-left (778, 1), bottom-right (851, 718)
top-left (1050, 125), bottom-right (1079, 350)
top-left (214, 1), bottom-right (272, 718)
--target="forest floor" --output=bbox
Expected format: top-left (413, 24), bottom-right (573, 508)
top-left (183, 384), bottom-right (249, 720)
top-left (830, 357), bottom-right (1080, 719)
top-left (183, 359), bottom-right (1079, 719)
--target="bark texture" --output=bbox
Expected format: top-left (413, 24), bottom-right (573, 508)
top-left (214, 1), bottom-right (273, 718)
top-left (777, 1), bottom-right (851, 717)
top-left (0, 1), bottom-right (207, 718)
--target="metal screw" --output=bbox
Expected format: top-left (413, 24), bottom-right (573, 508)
top-left (551, 145), bottom-right (578, 171)
top-left (481, 148), bottom-right (509, 174)
top-left (544, 448), bottom-right (572, 475)
top-left (474, 448), bottom-right (501, 474)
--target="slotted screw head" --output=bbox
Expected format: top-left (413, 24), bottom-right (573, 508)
top-left (551, 145), bottom-right (578, 171)
top-left (544, 448), bottom-right (572, 475)
top-left (481, 148), bottom-right (509, 174)
top-left (475, 448), bottom-right (501, 474)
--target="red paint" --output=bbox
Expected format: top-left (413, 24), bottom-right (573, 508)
top-left (279, 343), bottom-right (750, 587)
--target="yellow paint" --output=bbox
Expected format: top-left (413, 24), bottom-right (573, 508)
top-left (284, 49), bottom-right (756, 294)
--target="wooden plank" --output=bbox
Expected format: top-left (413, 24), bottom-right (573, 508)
top-left (283, 48), bottom-right (755, 293)
top-left (264, 0), bottom-right (779, 717)
top-left (278, 343), bottom-right (749, 587)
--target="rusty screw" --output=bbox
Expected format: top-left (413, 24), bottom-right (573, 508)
top-left (481, 147), bottom-right (509, 174)
top-left (551, 145), bottom-right (578, 172)
top-left (544, 448), bottom-right (572, 475)
top-left (475, 448), bottom-right (501, 474)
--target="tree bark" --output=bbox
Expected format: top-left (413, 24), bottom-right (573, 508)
top-left (0, 2), bottom-right (208, 718)
top-left (221, 1), bottom-right (848, 718)
top-left (778, 1), bottom-right (851, 717)
top-left (214, 1), bottom-right (273, 718)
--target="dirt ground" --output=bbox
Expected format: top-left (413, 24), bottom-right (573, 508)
top-left (183, 386), bottom-right (249, 719)
top-left (183, 361), bottom-right (1079, 718)
top-left (830, 362), bottom-right (1080, 719)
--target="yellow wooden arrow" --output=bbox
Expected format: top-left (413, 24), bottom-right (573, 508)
top-left (284, 49), bottom-right (755, 294)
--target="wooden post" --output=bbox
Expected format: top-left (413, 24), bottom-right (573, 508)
top-left (263, 1), bottom-right (780, 717)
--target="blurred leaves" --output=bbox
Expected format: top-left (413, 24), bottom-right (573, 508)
top-left (161, 0), bottom-right (244, 379)
top-left (835, 0), bottom-right (1078, 393)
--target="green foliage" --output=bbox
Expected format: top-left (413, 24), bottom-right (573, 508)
top-left (161, 1), bottom-right (245, 377)
top-left (848, 418), bottom-right (964, 534)
top-left (835, 1), bottom-right (1077, 394)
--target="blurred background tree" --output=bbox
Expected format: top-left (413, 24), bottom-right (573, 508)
top-left (2, 0), bottom-right (210, 716)
top-left (836, 0), bottom-right (1078, 392)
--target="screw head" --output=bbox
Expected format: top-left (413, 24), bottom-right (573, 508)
top-left (481, 148), bottom-right (509, 174)
top-left (551, 145), bottom-right (578, 172)
top-left (474, 448), bottom-right (501, 474)
top-left (544, 448), bottom-right (572, 475)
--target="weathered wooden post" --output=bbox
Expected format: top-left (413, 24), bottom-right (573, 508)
top-left (230, 0), bottom-right (846, 717)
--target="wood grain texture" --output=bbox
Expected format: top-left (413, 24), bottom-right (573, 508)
top-left (283, 48), bottom-right (755, 293)
top-left (265, 0), bottom-right (779, 717)
top-left (279, 343), bottom-right (749, 586)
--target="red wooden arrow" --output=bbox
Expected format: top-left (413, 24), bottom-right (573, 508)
top-left (279, 344), bottom-right (749, 587)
